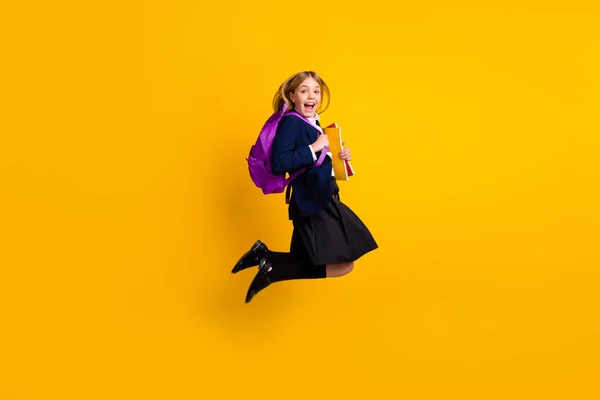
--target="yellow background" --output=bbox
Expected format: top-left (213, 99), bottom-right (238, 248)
top-left (1, 1), bottom-right (599, 398)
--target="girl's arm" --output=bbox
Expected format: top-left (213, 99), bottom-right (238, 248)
top-left (271, 117), bottom-right (315, 175)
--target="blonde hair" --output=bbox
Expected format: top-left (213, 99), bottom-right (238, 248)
top-left (272, 71), bottom-right (331, 114)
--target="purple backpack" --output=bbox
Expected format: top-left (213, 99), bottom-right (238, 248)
top-left (247, 103), bottom-right (328, 195)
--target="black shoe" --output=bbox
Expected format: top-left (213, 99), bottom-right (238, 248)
top-left (245, 258), bottom-right (272, 303)
top-left (232, 240), bottom-right (268, 274)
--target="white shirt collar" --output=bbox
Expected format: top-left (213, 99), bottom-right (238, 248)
top-left (294, 108), bottom-right (320, 122)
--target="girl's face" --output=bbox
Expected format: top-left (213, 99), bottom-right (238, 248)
top-left (290, 77), bottom-right (321, 118)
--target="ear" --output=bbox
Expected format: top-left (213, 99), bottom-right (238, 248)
top-left (289, 91), bottom-right (295, 104)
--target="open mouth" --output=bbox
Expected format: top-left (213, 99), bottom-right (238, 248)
top-left (304, 102), bottom-right (316, 112)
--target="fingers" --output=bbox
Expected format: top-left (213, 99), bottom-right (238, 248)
top-left (338, 150), bottom-right (352, 160)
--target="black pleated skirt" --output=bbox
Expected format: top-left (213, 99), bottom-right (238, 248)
top-left (290, 178), bottom-right (378, 265)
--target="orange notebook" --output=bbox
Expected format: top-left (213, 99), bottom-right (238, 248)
top-left (324, 122), bottom-right (355, 181)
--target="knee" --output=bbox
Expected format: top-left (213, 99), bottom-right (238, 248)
top-left (328, 262), bottom-right (354, 277)
top-left (344, 262), bottom-right (354, 275)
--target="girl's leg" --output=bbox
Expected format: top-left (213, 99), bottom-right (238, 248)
top-left (245, 260), bottom-right (356, 303)
top-left (245, 253), bottom-right (326, 303)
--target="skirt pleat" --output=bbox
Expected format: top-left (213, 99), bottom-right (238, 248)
top-left (290, 178), bottom-right (378, 265)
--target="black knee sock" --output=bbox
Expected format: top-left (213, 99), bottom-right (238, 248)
top-left (265, 250), bottom-right (290, 264)
top-left (264, 251), bottom-right (326, 283)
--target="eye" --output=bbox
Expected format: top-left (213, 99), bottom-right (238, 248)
top-left (315, 90), bottom-right (320, 94)
top-left (300, 90), bottom-right (306, 93)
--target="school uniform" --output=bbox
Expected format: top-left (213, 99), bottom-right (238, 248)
top-left (270, 112), bottom-right (378, 266)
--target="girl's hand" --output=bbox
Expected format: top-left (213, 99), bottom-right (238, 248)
top-left (339, 143), bottom-right (352, 161)
top-left (312, 134), bottom-right (329, 152)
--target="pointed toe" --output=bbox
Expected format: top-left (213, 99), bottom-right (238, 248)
top-left (232, 240), bottom-right (268, 273)
top-left (245, 289), bottom-right (257, 303)
top-left (244, 259), bottom-right (272, 304)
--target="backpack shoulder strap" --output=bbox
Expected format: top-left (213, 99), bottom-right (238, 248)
top-left (279, 107), bottom-right (330, 203)
top-left (285, 111), bottom-right (324, 134)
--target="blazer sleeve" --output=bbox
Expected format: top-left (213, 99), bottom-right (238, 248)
top-left (271, 116), bottom-right (315, 175)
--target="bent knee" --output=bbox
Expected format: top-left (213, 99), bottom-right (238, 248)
top-left (344, 262), bottom-right (354, 275)
top-left (328, 262), bottom-right (354, 277)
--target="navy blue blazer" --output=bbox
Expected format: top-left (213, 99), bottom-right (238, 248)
top-left (271, 114), bottom-right (333, 220)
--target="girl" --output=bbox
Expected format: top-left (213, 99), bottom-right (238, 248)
top-left (232, 71), bottom-right (378, 303)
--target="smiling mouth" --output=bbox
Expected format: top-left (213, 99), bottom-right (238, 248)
top-left (304, 102), bottom-right (316, 111)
